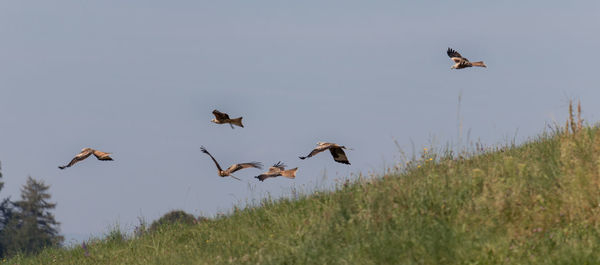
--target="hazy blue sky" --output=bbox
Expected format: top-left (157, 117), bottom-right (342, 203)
top-left (1, 1), bottom-right (599, 243)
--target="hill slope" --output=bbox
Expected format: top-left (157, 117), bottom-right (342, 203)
top-left (8, 126), bottom-right (600, 264)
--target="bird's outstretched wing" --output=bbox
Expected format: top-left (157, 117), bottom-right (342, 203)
top-left (299, 144), bottom-right (331, 160)
top-left (255, 174), bottom-right (271, 182)
top-left (256, 166), bottom-right (297, 181)
top-left (92, 150), bottom-right (113, 161)
top-left (58, 149), bottom-right (94, 169)
top-left (269, 161), bottom-right (286, 172)
top-left (200, 146), bottom-right (224, 172)
top-left (212, 110), bottom-right (230, 121)
top-left (447, 48), bottom-right (463, 59)
top-left (225, 162), bottom-right (263, 175)
top-left (447, 48), bottom-right (469, 62)
top-left (255, 162), bottom-right (283, 181)
top-left (457, 61), bottom-right (472, 68)
top-left (330, 147), bottom-right (351, 165)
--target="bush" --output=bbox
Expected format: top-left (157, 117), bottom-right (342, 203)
top-left (149, 210), bottom-right (196, 232)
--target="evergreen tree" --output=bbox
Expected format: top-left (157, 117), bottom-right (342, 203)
top-left (0, 198), bottom-right (13, 258)
top-left (1, 176), bottom-right (63, 256)
top-left (0, 163), bottom-right (4, 228)
top-left (0, 162), bottom-right (6, 257)
top-left (0, 162), bottom-right (3, 192)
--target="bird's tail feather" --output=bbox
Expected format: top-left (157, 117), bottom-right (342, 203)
top-left (472, 61), bottom-right (486, 67)
top-left (281, 168), bottom-right (298, 179)
top-left (230, 117), bottom-right (243, 127)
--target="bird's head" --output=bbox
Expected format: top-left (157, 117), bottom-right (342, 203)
top-left (81, 147), bottom-right (92, 152)
top-left (316, 141), bottom-right (325, 146)
top-left (211, 118), bottom-right (218, 123)
top-left (450, 65), bottom-right (456, 69)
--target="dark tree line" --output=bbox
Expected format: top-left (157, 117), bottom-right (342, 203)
top-left (0, 162), bottom-right (63, 258)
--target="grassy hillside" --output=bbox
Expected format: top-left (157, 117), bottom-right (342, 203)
top-left (7, 124), bottom-right (600, 264)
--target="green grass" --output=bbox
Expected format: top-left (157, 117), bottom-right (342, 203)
top-left (7, 126), bottom-right (600, 264)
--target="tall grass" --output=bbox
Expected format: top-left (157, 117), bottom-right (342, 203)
top-left (7, 103), bottom-right (600, 264)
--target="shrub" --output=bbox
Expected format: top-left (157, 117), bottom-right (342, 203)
top-left (149, 210), bottom-right (196, 232)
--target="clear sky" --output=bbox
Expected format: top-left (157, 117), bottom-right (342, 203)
top-left (1, 1), bottom-right (599, 243)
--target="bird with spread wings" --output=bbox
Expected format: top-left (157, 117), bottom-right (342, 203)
top-left (299, 142), bottom-right (351, 165)
top-left (58, 148), bottom-right (113, 170)
top-left (200, 146), bottom-right (262, 180)
top-left (211, 110), bottom-right (244, 129)
top-left (255, 161), bottom-right (298, 182)
top-left (447, 48), bottom-right (486, 69)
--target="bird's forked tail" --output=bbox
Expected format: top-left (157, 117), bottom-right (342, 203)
top-left (471, 61), bottom-right (486, 68)
top-left (230, 117), bottom-right (244, 128)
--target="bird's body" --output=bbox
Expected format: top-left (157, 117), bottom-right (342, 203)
top-left (447, 48), bottom-right (486, 69)
top-left (211, 110), bottom-right (243, 129)
top-left (59, 148), bottom-right (113, 170)
top-left (255, 161), bottom-right (298, 181)
top-left (299, 142), bottom-right (351, 165)
top-left (200, 146), bottom-right (262, 180)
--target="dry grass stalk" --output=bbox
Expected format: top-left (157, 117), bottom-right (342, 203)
top-left (569, 101), bottom-right (576, 134)
top-left (577, 100), bottom-right (583, 131)
top-left (566, 100), bottom-right (584, 135)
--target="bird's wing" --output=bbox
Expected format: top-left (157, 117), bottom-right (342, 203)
top-left (92, 150), bottom-right (113, 160)
top-left (329, 147), bottom-right (351, 165)
top-left (447, 48), bottom-right (463, 58)
top-left (255, 173), bottom-right (274, 182)
top-left (200, 146), bottom-right (224, 172)
top-left (269, 161), bottom-right (286, 172)
top-left (212, 110), bottom-right (230, 120)
top-left (225, 162), bottom-right (263, 175)
top-left (267, 167), bottom-right (281, 173)
top-left (457, 61), bottom-right (472, 68)
top-left (299, 144), bottom-right (331, 159)
top-left (447, 48), bottom-right (469, 62)
top-left (59, 149), bottom-right (93, 169)
top-left (260, 171), bottom-right (281, 180)
top-left (255, 174), bottom-right (267, 181)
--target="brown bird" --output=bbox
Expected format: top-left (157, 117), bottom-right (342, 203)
top-left (255, 161), bottom-right (298, 182)
top-left (58, 148), bottom-right (113, 170)
top-left (447, 48), bottom-right (486, 69)
top-left (299, 142), bottom-right (351, 165)
top-left (211, 110), bottom-right (243, 129)
top-left (200, 146), bottom-right (262, 180)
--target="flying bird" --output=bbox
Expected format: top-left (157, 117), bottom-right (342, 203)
top-left (58, 148), bottom-right (113, 170)
top-left (211, 110), bottom-right (243, 129)
top-left (299, 142), bottom-right (351, 165)
top-left (255, 161), bottom-right (298, 182)
top-left (200, 146), bottom-right (262, 180)
top-left (447, 48), bottom-right (486, 69)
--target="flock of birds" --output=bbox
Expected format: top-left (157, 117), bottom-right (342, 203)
top-left (57, 48), bottom-right (486, 181)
